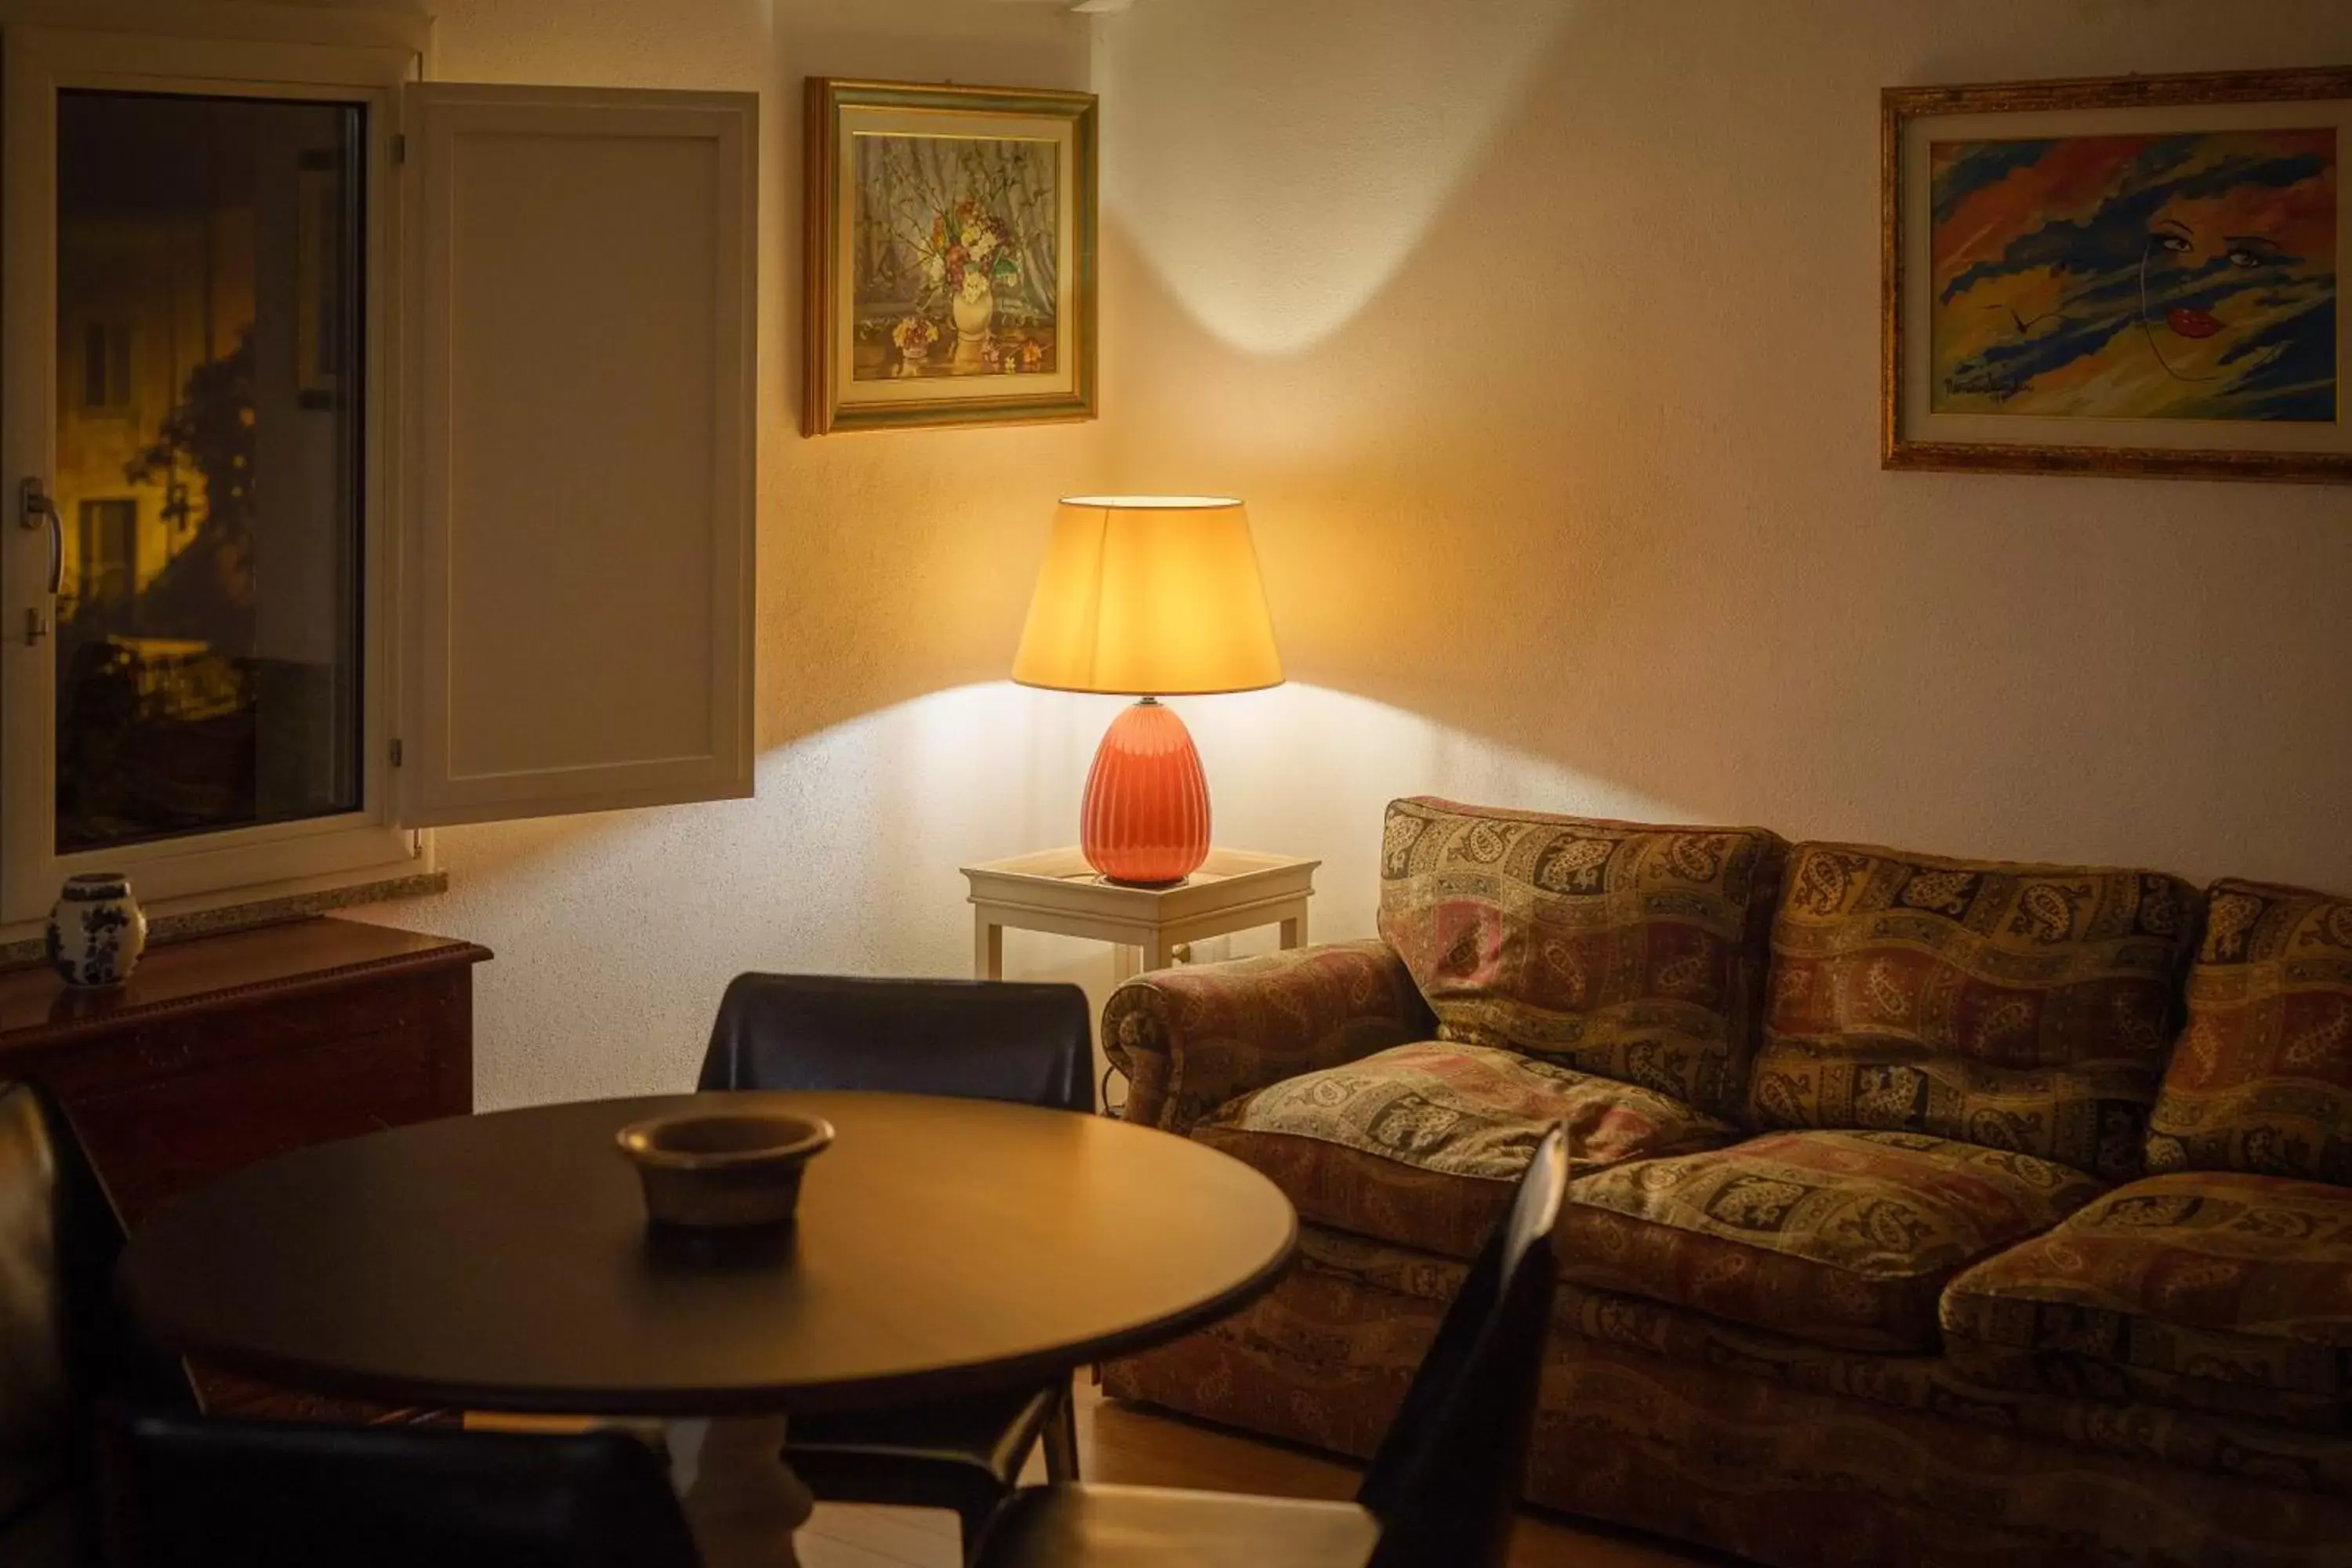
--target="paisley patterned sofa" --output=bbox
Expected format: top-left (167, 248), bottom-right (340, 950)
top-left (1099, 796), bottom-right (2352, 1566)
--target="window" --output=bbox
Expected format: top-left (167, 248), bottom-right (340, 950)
top-left (78, 320), bottom-right (132, 412)
top-left (54, 90), bottom-right (365, 857)
top-left (2, 24), bottom-right (755, 929)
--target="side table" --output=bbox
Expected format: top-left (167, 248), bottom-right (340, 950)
top-left (961, 848), bottom-right (1318, 981)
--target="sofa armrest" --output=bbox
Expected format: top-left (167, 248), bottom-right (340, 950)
top-left (1103, 939), bottom-right (1436, 1134)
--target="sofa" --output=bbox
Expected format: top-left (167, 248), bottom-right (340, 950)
top-left (1098, 796), bottom-right (2352, 1566)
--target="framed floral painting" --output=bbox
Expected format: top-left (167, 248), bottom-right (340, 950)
top-left (1884, 67), bottom-right (2348, 483)
top-left (803, 78), bottom-right (1097, 435)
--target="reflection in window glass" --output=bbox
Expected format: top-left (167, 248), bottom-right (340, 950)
top-left (74, 500), bottom-right (138, 608)
top-left (55, 92), bottom-right (365, 854)
top-left (80, 321), bottom-right (133, 410)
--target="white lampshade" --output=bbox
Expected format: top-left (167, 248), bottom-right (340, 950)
top-left (1011, 496), bottom-right (1283, 697)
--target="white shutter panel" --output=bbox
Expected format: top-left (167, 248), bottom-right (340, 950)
top-left (398, 84), bottom-right (754, 827)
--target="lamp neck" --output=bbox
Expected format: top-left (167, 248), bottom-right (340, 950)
top-left (1134, 695), bottom-right (1162, 706)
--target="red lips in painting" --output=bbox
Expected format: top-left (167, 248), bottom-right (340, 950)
top-left (2165, 306), bottom-right (2223, 339)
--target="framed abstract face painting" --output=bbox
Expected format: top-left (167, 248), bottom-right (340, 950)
top-left (1883, 67), bottom-right (2347, 482)
top-left (804, 78), bottom-right (1098, 434)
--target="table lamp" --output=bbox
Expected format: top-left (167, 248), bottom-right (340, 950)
top-left (1012, 495), bottom-right (1283, 886)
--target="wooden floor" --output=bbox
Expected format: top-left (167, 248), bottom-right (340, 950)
top-left (797, 1379), bottom-right (1722, 1567)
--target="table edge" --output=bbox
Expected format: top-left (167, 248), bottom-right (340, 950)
top-left (135, 1215), bottom-right (1298, 1418)
top-left (122, 1093), bottom-right (1301, 1418)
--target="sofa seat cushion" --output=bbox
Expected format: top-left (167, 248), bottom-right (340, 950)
top-left (1941, 1171), bottom-right (2352, 1430)
top-left (2147, 880), bottom-right (2352, 1183)
top-left (1374, 797), bottom-right (1788, 1119)
top-left (1750, 842), bottom-right (2201, 1181)
top-left (1557, 1128), bottom-right (2107, 1352)
top-left (1264, 1224), bottom-right (2352, 1503)
top-left (1192, 1040), bottom-right (1734, 1258)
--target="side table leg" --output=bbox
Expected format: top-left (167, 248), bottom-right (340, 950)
top-left (975, 916), bottom-right (1004, 980)
top-left (1279, 908), bottom-right (1308, 948)
top-left (670, 1416), bottom-right (814, 1568)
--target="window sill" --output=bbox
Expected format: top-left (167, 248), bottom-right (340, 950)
top-left (0, 865), bottom-right (448, 967)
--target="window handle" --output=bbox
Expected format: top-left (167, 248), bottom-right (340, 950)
top-left (20, 477), bottom-right (60, 594)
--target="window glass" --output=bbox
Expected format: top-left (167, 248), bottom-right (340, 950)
top-left (54, 91), bottom-right (365, 854)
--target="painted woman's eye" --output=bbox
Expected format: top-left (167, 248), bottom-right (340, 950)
top-left (2148, 231), bottom-right (2190, 253)
top-left (2225, 246), bottom-right (2268, 269)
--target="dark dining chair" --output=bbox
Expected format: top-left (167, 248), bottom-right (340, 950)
top-left (968, 1122), bottom-right (1573, 1568)
top-left (696, 973), bottom-right (1094, 1555)
top-left (0, 1079), bottom-right (194, 1568)
top-left (101, 1408), bottom-right (702, 1568)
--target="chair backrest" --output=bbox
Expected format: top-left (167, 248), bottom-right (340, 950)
top-left (0, 1080), bottom-right (190, 1529)
top-left (698, 974), bottom-right (1094, 1112)
top-left (102, 1407), bottom-right (702, 1568)
top-left (1355, 1122), bottom-right (1570, 1568)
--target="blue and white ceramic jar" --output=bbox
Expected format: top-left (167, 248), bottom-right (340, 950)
top-left (45, 873), bottom-right (147, 987)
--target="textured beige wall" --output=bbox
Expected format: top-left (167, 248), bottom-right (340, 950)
top-left (361, 0), bottom-right (2352, 1109)
top-left (1094, 0), bottom-right (2352, 935)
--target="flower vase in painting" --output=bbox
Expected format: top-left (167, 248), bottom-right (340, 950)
top-left (952, 277), bottom-right (995, 368)
top-left (891, 314), bottom-right (939, 374)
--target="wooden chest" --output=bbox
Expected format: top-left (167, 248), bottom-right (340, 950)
top-left (0, 915), bottom-right (489, 1415)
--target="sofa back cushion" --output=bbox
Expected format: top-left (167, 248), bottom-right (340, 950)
top-left (1375, 797), bottom-right (1788, 1118)
top-left (1748, 842), bottom-right (2198, 1181)
top-left (2146, 878), bottom-right (2352, 1184)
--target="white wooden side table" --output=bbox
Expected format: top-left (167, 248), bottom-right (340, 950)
top-left (961, 848), bottom-right (1319, 980)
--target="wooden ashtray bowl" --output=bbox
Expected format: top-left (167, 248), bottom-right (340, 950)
top-left (615, 1110), bottom-right (834, 1229)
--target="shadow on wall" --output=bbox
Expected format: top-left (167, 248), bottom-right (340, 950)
top-left (1094, 0), bottom-right (2352, 887)
top-left (1099, 0), bottom-right (1579, 358)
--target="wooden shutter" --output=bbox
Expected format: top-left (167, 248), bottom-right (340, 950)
top-left (398, 84), bottom-right (755, 827)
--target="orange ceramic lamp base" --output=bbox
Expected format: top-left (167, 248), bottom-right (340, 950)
top-left (1081, 699), bottom-right (1210, 886)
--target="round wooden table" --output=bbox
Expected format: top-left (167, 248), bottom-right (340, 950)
top-left (121, 1091), bottom-right (1298, 1567)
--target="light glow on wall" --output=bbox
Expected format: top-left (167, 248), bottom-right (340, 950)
top-left (1098, 0), bottom-right (1577, 355)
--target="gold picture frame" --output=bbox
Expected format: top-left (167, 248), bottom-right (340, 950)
top-left (1882, 67), bottom-right (2348, 483)
top-left (803, 78), bottom-right (1098, 435)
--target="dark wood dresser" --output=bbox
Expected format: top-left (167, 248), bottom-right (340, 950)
top-left (0, 914), bottom-right (490, 1416)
